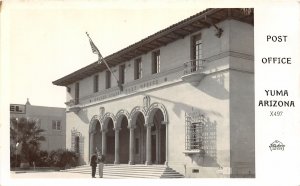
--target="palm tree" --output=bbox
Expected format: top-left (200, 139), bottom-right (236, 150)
top-left (10, 117), bottom-right (45, 168)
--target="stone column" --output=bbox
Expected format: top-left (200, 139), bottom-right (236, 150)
top-left (145, 123), bottom-right (153, 165)
top-left (162, 121), bottom-right (168, 166)
top-left (101, 130), bottom-right (107, 156)
top-left (114, 128), bottom-right (120, 164)
top-left (128, 126), bottom-right (135, 165)
top-left (156, 128), bottom-right (159, 164)
top-left (90, 133), bottom-right (95, 159)
top-left (156, 124), bottom-right (161, 164)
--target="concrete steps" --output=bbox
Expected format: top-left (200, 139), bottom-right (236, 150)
top-left (61, 164), bottom-right (184, 178)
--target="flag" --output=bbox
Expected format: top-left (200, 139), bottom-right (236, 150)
top-left (86, 32), bottom-right (104, 64)
top-left (85, 32), bottom-right (123, 92)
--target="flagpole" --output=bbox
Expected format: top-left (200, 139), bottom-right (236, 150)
top-left (86, 32), bottom-right (123, 91)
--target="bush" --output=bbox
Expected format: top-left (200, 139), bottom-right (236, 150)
top-left (35, 150), bottom-right (51, 167)
top-left (11, 149), bottom-right (79, 169)
top-left (49, 149), bottom-right (78, 169)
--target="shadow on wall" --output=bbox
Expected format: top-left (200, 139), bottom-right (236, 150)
top-left (190, 118), bottom-right (219, 167)
top-left (78, 108), bottom-right (90, 124)
top-left (145, 72), bottom-right (228, 119)
top-left (197, 71), bottom-right (228, 100)
top-left (148, 94), bottom-right (223, 119)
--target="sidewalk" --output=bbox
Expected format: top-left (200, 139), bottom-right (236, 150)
top-left (11, 171), bottom-right (98, 179)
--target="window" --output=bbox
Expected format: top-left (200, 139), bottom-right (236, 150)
top-left (10, 105), bottom-right (26, 113)
top-left (52, 120), bottom-right (61, 130)
top-left (93, 75), bottom-right (99, 93)
top-left (119, 64), bottom-right (125, 84)
top-left (185, 112), bottom-right (204, 151)
top-left (186, 122), bottom-right (203, 150)
top-left (75, 136), bottom-right (80, 153)
top-left (134, 58), bottom-right (142, 80)
top-left (106, 71), bottom-right (111, 89)
top-left (191, 34), bottom-right (202, 72)
top-left (75, 82), bottom-right (79, 104)
top-left (152, 50), bottom-right (160, 74)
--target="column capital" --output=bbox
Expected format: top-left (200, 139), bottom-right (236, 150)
top-left (113, 127), bottom-right (121, 131)
top-left (144, 122), bottom-right (154, 127)
top-left (161, 121), bottom-right (168, 125)
top-left (128, 125), bottom-right (136, 130)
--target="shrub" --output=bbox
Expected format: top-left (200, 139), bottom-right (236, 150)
top-left (49, 149), bottom-right (78, 169)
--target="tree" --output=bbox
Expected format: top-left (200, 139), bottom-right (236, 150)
top-left (10, 117), bottom-right (45, 167)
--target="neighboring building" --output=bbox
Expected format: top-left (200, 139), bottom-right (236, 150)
top-left (53, 8), bottom-right (254, 178)
top-left (10, 99), bottom-right (66, 151)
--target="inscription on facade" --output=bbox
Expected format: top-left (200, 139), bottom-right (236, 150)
top-left (90, 79), bottom-right (160, 104)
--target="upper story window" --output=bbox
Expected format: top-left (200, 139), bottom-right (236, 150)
top-left (93, 75), bottom-right (99, 93)
top-left (10, 105), bottom-right (26, 113)
top-left (52, 120), bottom-right (61, 130)
top-left (152, 50), bottom-right (160, 74)
top-left (119, 64), bottom-right (125, 84)
top-left (75, 82), bottom-right (79, 104)
top-left (106, 70), bottom-right (111, 89)
top-left (191, 34), bottom-right (203, 72)
top-left (134, 58), bottom-right (142, 80)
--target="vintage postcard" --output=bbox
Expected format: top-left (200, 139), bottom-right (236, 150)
top-left (0, 0), bottom-right (299, 186)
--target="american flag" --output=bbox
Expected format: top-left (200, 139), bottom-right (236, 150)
top-left (86, 32), bottom-right (104, 64)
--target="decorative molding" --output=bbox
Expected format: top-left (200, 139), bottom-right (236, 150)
top-left (71, 129), bottom-right (84, 158)
top-left (100, 112), bottom-right (116, 130)
top-left (116, 109), bottom-right (130, 120)
top-left (145, 102), bottom-right (169, 124)
top-left (99, 107), bottom-right (105, 118)
top-left (128, 106), bottom-right (146, 128)
top-left (143, 96), bottom-right (151, 109)
top-left (89, 115), bottom-right (100, 134)
top-left (129, 106), bottom-right (146, 120)
top-left (115, 109), bottom-right (130, 128)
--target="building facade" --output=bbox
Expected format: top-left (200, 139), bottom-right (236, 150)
top-left (10, 99), bottom-right (66, 151)
top-left (53, 8), bottom-right (254, 178)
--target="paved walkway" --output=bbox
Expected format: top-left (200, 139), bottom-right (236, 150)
top-left (11, 171), bottom-right (105, 179)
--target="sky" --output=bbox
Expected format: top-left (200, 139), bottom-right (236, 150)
top-left (2, 0), bottom-right (214, 108)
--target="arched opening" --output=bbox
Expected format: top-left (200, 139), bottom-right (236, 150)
top-left (119, 116), bottom-right (129, 164)
top-left (89, 119), bottom-right (102, 159)
top-left (134, 112), bottom-right (146, 164)
top-left (149, 109), bottom-right (166, 164)
top-left (105, 118), bottom-right (115, 164)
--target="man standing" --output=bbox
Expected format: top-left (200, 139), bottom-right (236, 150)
top-left (90, 152), bottom-right (97, 178)
top-left (97, 150), bottom-right (105, 178)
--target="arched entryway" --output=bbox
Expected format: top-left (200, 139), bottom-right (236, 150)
top-left (104, 118), bottom-right (115, 164)
top-left (89, 118), bottom-right (102, 159)
top-left (150, 109), bottom-right (166, 164)
top-left (147, 106), bottom-right (167, 165)
top-left (118, 116), bottom-right (129, 164)
top-left (134, 112), bottom-right (147, 164)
